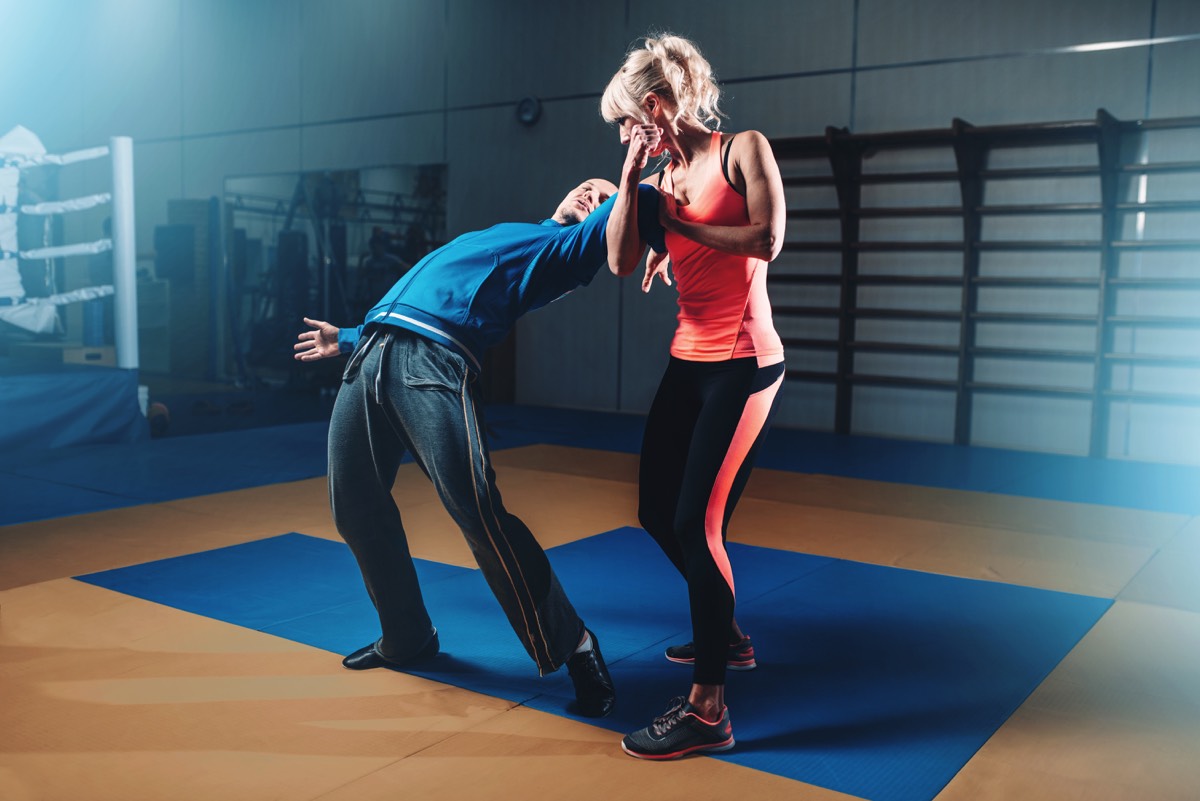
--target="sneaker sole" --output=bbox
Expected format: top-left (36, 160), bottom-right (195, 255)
top-left (664, 654), bottom-right (757, 671)
top-left (620, 736), bottom-right (735, 761)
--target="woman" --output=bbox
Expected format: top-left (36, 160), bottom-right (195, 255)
top-left (602, 34), bottom-right (787, 760)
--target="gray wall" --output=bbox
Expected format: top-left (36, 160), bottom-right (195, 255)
top-left (3, 0), bottom-right (1199, 457)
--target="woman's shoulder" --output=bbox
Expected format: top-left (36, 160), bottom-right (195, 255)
top-left (721, 129), bottom-right (770, 149)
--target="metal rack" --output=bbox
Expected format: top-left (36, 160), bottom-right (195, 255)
top-left (770, 110), bottom-right (1200, 459)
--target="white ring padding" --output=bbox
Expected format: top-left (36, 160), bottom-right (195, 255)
top-left (0, 301), bottom-right (56, 333)
top-left (24, 284), bottom-right (115, 305)
top-left (21, 193), bottom-right (112, 215)
top-left (4, 145), bottom-right (110, 168)
top-left (0, 284), bottom-right (117, 335)
top-left (20, 238), bottom-right (112, 260)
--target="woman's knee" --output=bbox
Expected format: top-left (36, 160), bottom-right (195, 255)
top-left (638, 504), bottom-right (674, 540)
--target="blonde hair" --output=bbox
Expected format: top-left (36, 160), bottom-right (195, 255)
top-left (601, 34), bottom-right (723, 130)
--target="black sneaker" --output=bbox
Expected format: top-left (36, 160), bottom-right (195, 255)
top-left (664, 635), bottom-right (756, 671)
top-left (566, 629), bottom-right (615, 717)
top-left (621, 697), bottom-right (735, 760)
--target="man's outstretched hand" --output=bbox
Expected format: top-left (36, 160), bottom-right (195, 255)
top-left (294, 317), bottom-right (340, 361)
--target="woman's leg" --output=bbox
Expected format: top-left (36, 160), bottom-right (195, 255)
top-left (622, 359), bottom-right (784, 759)
top-left (638, 357), bottom-right (702, 576)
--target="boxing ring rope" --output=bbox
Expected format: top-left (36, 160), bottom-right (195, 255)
top-left (0, 130), bottom-right (138, 369)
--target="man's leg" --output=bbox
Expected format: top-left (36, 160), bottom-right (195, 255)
top-left (387, 333), bottom-right (585, 674)
top-left (328, 337), bottom-right (435, 662)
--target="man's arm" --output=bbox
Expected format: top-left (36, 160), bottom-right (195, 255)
top-left (294, 317), bottom-right (349, 361)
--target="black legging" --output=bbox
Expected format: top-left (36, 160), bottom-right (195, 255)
top-left (638, 356), bottom-right (785, 686)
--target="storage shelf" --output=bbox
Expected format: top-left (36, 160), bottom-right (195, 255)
top-left (856, 308), bottom-right (963, 321)
top-left (1103, 389), bottom-right (1200, 405)
top-left (768, 109), bottom-right (1200, 455)
top-left (854, 241), bottom-right (964, 252)
top-left (848, 374), bottom-right (959, 389)
top-left (769, 273), bottom-right (842, 285)
top-left (967, 381), bottom-right (1093, 397)
top-left (981, 165), bottom-right (1099, 180)
top-left (971, 311), bottom-right (1097, 324)
top-left (785, 369), bottom-right (837, 383)
top-left (858, 206), bottom-right (964, 218)
top-left (1110, 240), bottom-right (1200, 250)
top-left (1115, 200), bottom-right (1200, 213)
top-left (774, 305), bottom-right (841, 318)
top-left (858, 171), bottom-right (960, 184)
top-left (976, 240), bottom-right (1101, 251)
top-left (977, 202), bottom-right (1101, 215)
top-left (1103, 352), bottom-right (1200, 366)
top-left (1107, 278), bottom-right (1200, 289)
top-left (786, 208), bottom-right (841, 219)
top-left (1119, 161), bottom-right (1200, 175)
top-left (972, 346), bottom-right (1095, 361)
top-left (971, 276), bottom-right (1100, 287)
top-left (781, 337), bottom-right (839, 351)
top-left (781, 175), bottom-right (835, 187)
top-left (851, 341), bottom-right (961, 355)
top-left (1107, 315), bottom-right (1200, 327)
top-left (780, 241), bottom-right (845, 252)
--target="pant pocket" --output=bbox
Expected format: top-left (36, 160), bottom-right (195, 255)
top-left (402, 337), bottom-right (467, 392)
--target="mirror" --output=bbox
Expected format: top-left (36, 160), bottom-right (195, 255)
top-left (222, 164), bottom-right (447, 383)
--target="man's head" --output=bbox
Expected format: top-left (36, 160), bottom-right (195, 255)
top-left (551, 178), bottom-right (618, 225)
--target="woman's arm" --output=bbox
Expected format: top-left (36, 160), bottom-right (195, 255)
top-left (659, 130), bottom-right (785, 262)
top-left (641, 248), bottom-right (672, 293)
top-left (607, 123), bottom-right (662, 276)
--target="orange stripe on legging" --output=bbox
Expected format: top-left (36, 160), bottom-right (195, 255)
top-left (703, 372), bottom-right (784, 596)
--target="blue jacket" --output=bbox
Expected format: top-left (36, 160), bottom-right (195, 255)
top-left (338, 186), bottom-right (664, 371)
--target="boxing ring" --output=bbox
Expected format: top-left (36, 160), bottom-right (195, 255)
top-left (1, 125), bottom-right (147, 451)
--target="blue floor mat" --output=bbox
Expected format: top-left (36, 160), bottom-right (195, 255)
top-left (76, 527), bottom-right (1110, 801)
top-left (1, 423), bottom-right (333, 524)
top-left (7, 403), bottom-right (1200, 526)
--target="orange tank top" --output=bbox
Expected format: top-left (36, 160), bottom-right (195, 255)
top-left (662, 131), bottom-right (784, 362)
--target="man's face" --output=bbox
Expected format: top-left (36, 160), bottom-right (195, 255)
top-left (552, 179), bottom-right (616, 225)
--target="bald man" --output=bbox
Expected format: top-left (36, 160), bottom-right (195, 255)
top-left (296, 178), bottom-right (664, 718)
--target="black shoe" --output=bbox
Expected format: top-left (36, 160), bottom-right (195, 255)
top-left (566, 629), bottom-right (615, 717)
top-left (342, 628), bottom-right (439, 670)
top-left (621, 697), bottom-right (735, 760)
top-left (664, 635), bottom-right (756, 671)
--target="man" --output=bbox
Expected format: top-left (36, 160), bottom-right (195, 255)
top-left (295, 178), bottom-right (664, 717)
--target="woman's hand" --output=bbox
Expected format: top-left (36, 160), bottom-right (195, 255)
top-left (623, 123), bottom-right (662, 177)
top-left (294, 317), bottom-right (340, 361)
top-left (642, 248), bottom-right (672, 293)
top-left (657, 188), bottom-right (680, 232)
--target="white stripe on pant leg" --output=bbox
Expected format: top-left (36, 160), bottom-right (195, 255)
top-left (458, 374), bottom-right (553, 672)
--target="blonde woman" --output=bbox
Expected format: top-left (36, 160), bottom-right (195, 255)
top-left (602, 34), bottom-right (786, 759)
